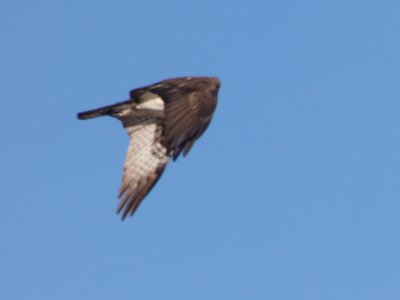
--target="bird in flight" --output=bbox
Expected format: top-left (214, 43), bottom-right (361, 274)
top-left (77, 76), bottom-right (221, 220)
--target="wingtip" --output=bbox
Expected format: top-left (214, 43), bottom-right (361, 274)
top-left (117, 206), bottom-right (128, 221)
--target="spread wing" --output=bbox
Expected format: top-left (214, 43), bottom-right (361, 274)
top-left (117, 120), bottom-right (169, 220)
top-left (146, 78), bottom-right (219, 160)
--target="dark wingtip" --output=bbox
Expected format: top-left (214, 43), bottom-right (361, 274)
top-left (117, 206), bottom-right (129, 221)
top-left (120, 213), bottom-right (127, 221)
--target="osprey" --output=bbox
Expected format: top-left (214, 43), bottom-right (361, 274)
top-left (77, 76), bottom-right (220, 220)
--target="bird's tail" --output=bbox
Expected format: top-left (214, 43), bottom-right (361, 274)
top-left (77, 100), bottom-right (132, 120)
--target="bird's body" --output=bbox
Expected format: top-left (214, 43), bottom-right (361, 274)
top-left (78, 76), bottom-right (220, 219)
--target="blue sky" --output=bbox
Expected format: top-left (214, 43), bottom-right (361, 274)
top-left (1, 0), bottom-right (399, 299)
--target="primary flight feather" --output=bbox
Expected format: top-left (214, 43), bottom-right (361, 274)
top-left (77, 76), bottom-right (220, 220)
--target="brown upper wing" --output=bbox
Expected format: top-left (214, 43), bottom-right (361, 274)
top-left (139, 77), bottom-right (220, 160)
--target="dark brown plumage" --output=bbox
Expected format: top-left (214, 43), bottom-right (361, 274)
top-left (77, 76), bottom-right (220, 219)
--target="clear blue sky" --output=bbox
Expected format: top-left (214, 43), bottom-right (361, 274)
top-left (1, 0), bottom-right (399, 299)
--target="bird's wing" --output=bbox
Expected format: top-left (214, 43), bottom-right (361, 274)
top-left (117, 120), bottom-right (169, 219)
top-left (142, 80), bottom-right (217, 160)
top-left (163, 91), bottom-right (217, 159)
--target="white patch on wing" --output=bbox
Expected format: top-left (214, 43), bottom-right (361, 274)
top-left (136, 91), bottom-right (164, 110)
